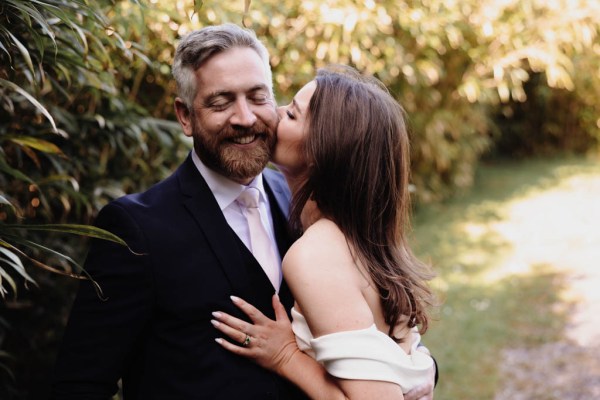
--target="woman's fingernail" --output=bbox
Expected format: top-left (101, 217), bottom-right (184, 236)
top-left (212, 311), bottom-right (222, 318)
top-left (215, 338), bottom-right (223, 344)
top-left (210, 319), bottom-right (220, 327)
top-left (230, 295), bottom-right (240, 303)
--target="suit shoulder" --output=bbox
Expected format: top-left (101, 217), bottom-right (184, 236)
top-left (110, 169), bottom-right (179, 209)
top-left (263, 167), bottom-right (289, 191)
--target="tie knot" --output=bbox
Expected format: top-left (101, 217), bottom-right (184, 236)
top-left (237, 187), bottom-right (261, 208)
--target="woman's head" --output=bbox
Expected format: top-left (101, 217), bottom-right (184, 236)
top-left (281, 65), bottom-right (434, 335)
top-left (283, 66), bottom-right (411, 238)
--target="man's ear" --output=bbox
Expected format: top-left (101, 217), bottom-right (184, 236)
top-left (174, 97), bottom-right (193, 137)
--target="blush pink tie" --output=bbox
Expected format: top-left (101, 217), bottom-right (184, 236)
top-left (237, 187), bottom-right (281, 291)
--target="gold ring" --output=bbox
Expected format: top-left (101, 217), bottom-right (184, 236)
top-left (242, 334), bottom-right (251, 347)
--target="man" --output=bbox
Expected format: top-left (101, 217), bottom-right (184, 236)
top-left (52, 23), bottom-right (435, 399)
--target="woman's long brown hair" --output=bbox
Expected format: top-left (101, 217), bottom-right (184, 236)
top-left (289, 66), bottom-right (435, 337)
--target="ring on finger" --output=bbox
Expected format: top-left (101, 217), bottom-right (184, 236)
top-left (242, 333), bottom-right (251, 347)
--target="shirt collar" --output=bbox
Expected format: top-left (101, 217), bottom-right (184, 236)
top-left (191, 150), bottom-right (267, 210)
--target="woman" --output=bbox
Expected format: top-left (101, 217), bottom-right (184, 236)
top-left (211, 66), bottom-right (436, 399)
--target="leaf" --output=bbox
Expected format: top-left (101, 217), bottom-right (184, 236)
top-left (0, 238), bottom-right (105, 300)
top-left (14, 0), bottom-right (57, 46)
top-left (0, 195), bottom-right (16, 210)
top-left (0, 359), bottom-right (16, 381)
top-left (0, 78), bottom-right (58, 133)
top-left (0, 157), bottom-right (35, 184)
top-left (0, 39), bottom-right (11, 60)
top-left (8, 136), bottom-right (64, 156)
top-left (3, 224), bottom-right (129, 248)
top-left (0, 247), bottom-right (36, 284)
top-left (242, 0), bottom-right (252, 27)
top-left (6, 31), bottom-right (35, 76)
top-left (194, 0), bottom-right (204, 14)
top-left (0, 265), bottom-right (18, 299)
top-left (0, 194), bottom-right (19, 219)
top-left (20, 144), bottom-right (42, 168)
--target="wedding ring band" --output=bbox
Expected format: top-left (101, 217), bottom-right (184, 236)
top-left (242, 334), bottom-right (251, 347)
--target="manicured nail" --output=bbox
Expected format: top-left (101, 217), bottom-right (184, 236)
top-left (230, 295), bottom-right (240, 303)
top-left (215, 338), bottom-right (223, 344)
top-left (210, 319), bottom-right (220, 327)
top-left (212, 311), bottom-right (222, 318)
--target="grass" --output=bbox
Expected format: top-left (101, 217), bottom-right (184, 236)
top-left (412, 155), bottom-right (600, 399)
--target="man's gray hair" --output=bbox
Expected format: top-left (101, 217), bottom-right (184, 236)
top-left (172, 23), bottom-right (273, 108)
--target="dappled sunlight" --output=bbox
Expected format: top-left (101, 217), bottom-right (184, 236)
top-left (414, 157), bottom-right (600, 399)
top-left (472, 168), bottom-right (600, 345)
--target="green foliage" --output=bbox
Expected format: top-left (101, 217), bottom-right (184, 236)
top-left (0, 1), bottom-right (188, 396)
top-left (193, 0), bottom-right (600, 201)
top-left (0, 0), bottom-right (188, 294)
top-left (0, 0), bottom-right (598, 397)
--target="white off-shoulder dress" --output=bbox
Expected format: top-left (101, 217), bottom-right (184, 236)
top-left (291, 308), bottom-right (433, 393)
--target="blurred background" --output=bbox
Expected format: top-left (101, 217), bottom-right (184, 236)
top-left (1, 0), bottom-right (599, 398)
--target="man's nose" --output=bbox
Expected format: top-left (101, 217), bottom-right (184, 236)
top-left (230, 99), bottom-right (257, 127)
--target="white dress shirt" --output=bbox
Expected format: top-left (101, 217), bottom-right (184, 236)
top-left (191, 151), bottom-right (282, 266)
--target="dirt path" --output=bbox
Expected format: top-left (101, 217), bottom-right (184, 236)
top-left (491, 165), bottom-right (600, 399)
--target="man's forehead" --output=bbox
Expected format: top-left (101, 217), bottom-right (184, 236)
top-left (194, 48), bottom-right (270, 96)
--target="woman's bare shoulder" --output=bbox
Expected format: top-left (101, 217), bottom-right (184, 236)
top-left (283, 219), bottom-right (356, 282)
top-left (283, 219), bottom-right (375, 335)
top-left (285, 219), bottom-right (346, 262)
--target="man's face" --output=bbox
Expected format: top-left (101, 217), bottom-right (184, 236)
top-left (177, 47), bottom-right (278, 184)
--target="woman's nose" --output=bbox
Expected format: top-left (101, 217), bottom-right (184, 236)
top-left (277, 106), bottom-right (286, 119)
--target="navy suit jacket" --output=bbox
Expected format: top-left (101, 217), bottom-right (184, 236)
top-left (51, 154), bottom-right (305, 399)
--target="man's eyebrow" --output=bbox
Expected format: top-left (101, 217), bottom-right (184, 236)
top-left (204, 84), bottom-right (269, 104)
top-left (292, 98), bottom-right (302, 115)
top-left (204, 91), bottom-right (234, 105)
top-left (248, 84), bottom-right (270, 93)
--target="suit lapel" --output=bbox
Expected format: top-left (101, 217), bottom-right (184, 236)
top-left (177, 155), bottom-right (249, 294)
top-left (177, 156), bottom-right (296, 310)
top-left (263, 169), bottom-right (296, 311)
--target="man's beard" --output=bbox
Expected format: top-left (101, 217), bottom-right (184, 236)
top-left (192, 120), bottom-right (276, 183)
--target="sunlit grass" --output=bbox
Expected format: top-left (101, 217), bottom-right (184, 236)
top-left (412, 155), bottom-right (600, 399)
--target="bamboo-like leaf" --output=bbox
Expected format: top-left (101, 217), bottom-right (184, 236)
top-left (3, 224), bottom-right (129, 248)
top-left (0, 250), bottom-right (36, 284)
top-left (0, 157), bottom-right (35, 184)
top-left (0, 39), bottom-right (11, 59)
top-left (0, 78), bottom-right (58, 133)
top-left (0, 266), bottom-right (18, 299)
top-left (0, 194), bottom-right (20, 219)
top-left (0, 238), bottom-right (106, 300)
top-left (8, 136), bottom-right (65, 156)
top-left (37, 174), bottom-right (79, 190)
top-left (19, 144), bottom-right (42, 168)
top-left (194, 0), bottom-right (204, 14)
top-left (70, 21), bottom-right (89, 57)
top-left (29, 28), bottom-right (47, 60)
top-left (0, 361), bottom-right (16, 381)
top-left (14, 0), bottom-right (57, 47)
top-left (6, 31), bottom-right (35, 76)
top-left (242, 0), bottom-right (252, 27)
top-left (0, 350), bottom-right (14, 359)
top-left (0, 195), bottom-right (16, 211)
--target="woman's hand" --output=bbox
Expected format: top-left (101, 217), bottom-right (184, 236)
top-left (212, 294), bottom-right (301, 374)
